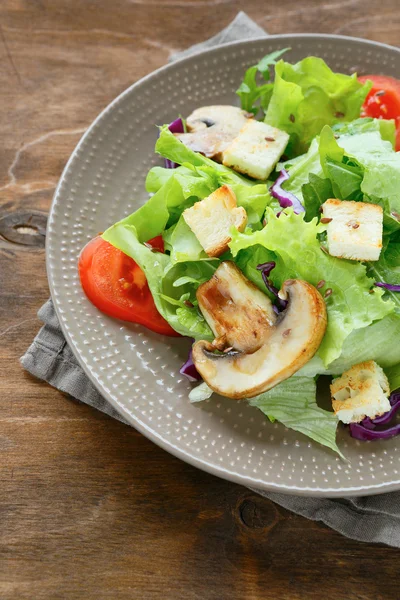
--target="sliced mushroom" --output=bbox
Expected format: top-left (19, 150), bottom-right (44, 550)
top-left (193, 266), bottom-right (327, 399)
top-left (177, 106), bottom-right (252, 162)
top-left (197, 261), bottom-right (277, 353)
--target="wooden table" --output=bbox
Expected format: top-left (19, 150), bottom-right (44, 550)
top-left (1, 1), bottom-right (399, 598)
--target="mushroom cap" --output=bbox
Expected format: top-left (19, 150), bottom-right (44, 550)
top-left (192, 279), bottom-right (327, 399)
top-left (177, 105), bottom-right (252, 161)
top-left (197, 261), bottom-right (277, 353)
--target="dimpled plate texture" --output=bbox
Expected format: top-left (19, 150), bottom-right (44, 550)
top-left (47, 35), bottom-right (400, 497)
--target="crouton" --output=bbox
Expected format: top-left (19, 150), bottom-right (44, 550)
top-left (322, 199), bottom-right (383, 262)
top-left (222, 120), bottom-right (289, 180)
top-left (182, 185), bottom-right (247, 257)
top-left (331, 360), bottom-right (390, 424)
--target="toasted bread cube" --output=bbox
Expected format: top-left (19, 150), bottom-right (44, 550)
top-left (182, 185), bottom-right (247, 257)
top-left (322, 199), bottom-right (383, 261)
top-left (222, 121), bottom-right (289, 180)
top-left (331, 361), bottom-right (390, 424)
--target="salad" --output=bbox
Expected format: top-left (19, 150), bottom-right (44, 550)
top-left (79, 50), bottom-right (400, 456)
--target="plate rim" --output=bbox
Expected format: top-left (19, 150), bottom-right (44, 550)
top-left (47, 33), bottom-right (400, 497)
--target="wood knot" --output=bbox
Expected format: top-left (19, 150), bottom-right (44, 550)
top-left (0, 211), bottom-right (47, 247)
top-left (238, 496), bottom-right (279, 530)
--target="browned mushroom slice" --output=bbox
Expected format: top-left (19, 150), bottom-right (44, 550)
top-left (177, 106), bottom-right (252, 161)
top-left (193, 265), bottom-right (327, 399)
top-left (196, 262), bottom-right (277, 353)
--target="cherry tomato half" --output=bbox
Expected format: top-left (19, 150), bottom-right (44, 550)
top-left (359, 74), bottom-right (400, 151)
top-left (78, 235), bottom-right (180, 336)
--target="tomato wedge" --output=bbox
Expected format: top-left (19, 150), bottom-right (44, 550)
top-left (359, 75), bottom-right (400, 151)
top-left (78, 235), bottom-right (180, 336)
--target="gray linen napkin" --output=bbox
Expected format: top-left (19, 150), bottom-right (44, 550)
top-left (21, 12), bottom-right (400, 548)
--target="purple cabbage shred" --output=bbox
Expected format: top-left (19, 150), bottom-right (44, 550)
top-left (270, 169), bottom-right (305, 215)
top-left (375, 282), bottom-right (400, 292)
top-left (164, 118), bottom-right (185, 169)
top-left (349, 391), bottom-right (400, 441)
top-left (256, 261), bottom-right (288, 311)
top-left (179, 343), bottom-right (202, 382)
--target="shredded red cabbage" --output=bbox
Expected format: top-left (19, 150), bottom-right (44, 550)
top-left (363, 392), bottom-right (400, 426)
top-left (349, 391), bottom-right (400, 441)
top-left (256, 261), bottom-right (288, 311)
top-left (257, 261), bottom-right (276, 276)
top-left (168, 118), bottom-right (185, 134)
top-left (165, 159), bottom-right (178, 169)
top-left (179, 343), bottom-right (201, 382)
top-left (349, 422), bottom-right (400, 441)
top-left (375, 282), bottom-right (400, 292)
top-left (270, 169), bottom-right (305, 215)
top-left (164, 118), bottom-right (185, 169)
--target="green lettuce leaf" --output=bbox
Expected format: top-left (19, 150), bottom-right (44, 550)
top-left (236, 48), bottom-right (289, 116)
top-left (230, 210), bottom-right (394, 365)
top-left (106, 168), bottom-right (214, 244)
top-left (368, 239), bottom-right (400, 286)
top-left (366, 238), bottom-right (400, 310)
top-left (376, 118), bottom-right (397, 148)
top-left (280, 119), bottom-right (400, 233)
top-left (249, 377), bottom-right (342, 457)
top-left (168, 216), bottom-right (209, 264)
top-left (166, 188), bottom-right (270, 260)
top-left (102, 221), bottom-right (215, 339)
top-left (300, 311), bottom-right (400, 379)
top-left (332, 116), bottom-right (396, 147)
top-left (156, 127), bottom-right (249, 184)
top-left (145, 163), bottom-right (216, 197)
top-left (230, 183), bottom-right (271, 227)
top-left (257, 48), bottom-right (292, 79)
top-left (145, 165), bottom-right (176, 193)
top-left (280, 137), bottom-right (322, 204)
top-left (161, 260), bottom-right (217, 338)
top-left (302, 174), bottom-right (334, 221)
top-left (339, 130), bottom-right (400, 216)
top-left (324, 158), bottom-right (364, 201)
top-left (110, 131), bottom-right (271, 262)
top-left (386, 364), bottom-right (400, 392)
top-left (315, 124), bottom-right (400, 229)
top-left (265, 57), bottom-right (371, 155)
top-left (154, 128), bottom-right (272, 229)
top-left (156, 126), bottom-right (214, 169)
top-left (102, 223), bottom-right (175, 327)
top-left (189, 381), bottom-right (213, 403)
top-left (236, 66), bottom-right (273, 116)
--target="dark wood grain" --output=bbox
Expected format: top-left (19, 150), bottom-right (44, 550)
top-left (1, 1), bottom-right (400, 598)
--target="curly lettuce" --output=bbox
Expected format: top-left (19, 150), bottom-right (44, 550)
top-left (102, 220), bottom-right (215, 339)
top-left (230, 210), bottom-right (394, 366)
top-left (236, 48), bottom-right (289, 117)
top-left (265, 57), bottom-right (372, 155)
top-left (250, 376), bottom-right (342, 457)
top-left (280, 119), bottom-right (400, 233)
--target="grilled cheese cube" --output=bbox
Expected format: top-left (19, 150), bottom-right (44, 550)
top-left (322, 199), bottom-right (383, 261)
top-left (182, 185), bottom-right (247, 258)
top-left (331, 361), bottom-right (390, 424)
top-left (222, 121), bottom-right (289, 180)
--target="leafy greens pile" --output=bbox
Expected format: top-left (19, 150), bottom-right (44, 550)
top-left (102, 52), bottom-right (400, 456)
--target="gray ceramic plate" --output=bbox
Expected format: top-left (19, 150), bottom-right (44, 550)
top-left (47, 34), bottom-right (400, 497)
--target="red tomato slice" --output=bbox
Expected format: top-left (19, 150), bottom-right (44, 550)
top-left (78, 235), bottom-right (180, 337)
top-left (359, 75), bottom-right (400, 151)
